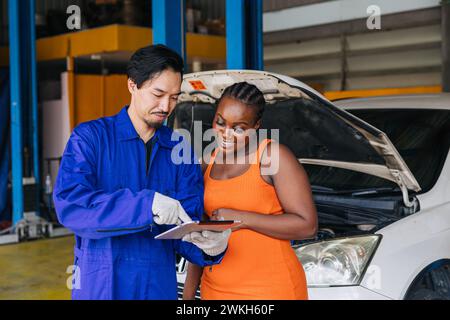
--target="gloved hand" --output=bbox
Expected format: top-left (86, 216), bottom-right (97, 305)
top-left (182, 229), bottom-right (231, 256)
top-left (152, 192), bottom-right (192, 225)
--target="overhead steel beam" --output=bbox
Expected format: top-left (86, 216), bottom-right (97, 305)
top-left (324, 85), bottom-right (442, 101)
top-left (264, 7), bottom-right (441, 45)
top-left (152, 0), bottom-right (186, 61)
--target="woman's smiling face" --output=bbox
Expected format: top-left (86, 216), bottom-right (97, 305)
top-left (213, 96), bottom-right (261, 154)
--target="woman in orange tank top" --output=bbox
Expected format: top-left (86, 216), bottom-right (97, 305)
top-left (183, 82), bottom-right (318, 300)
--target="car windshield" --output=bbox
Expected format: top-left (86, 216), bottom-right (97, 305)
top-left (305, 109), bottom-right (450, 193)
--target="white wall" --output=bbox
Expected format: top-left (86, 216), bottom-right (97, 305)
top-left (264, 25), bottom-right (442, 91)
top-left (264, 0), bottom-right (441, 32)
top-left (41, 73), bottom-right (71, 186)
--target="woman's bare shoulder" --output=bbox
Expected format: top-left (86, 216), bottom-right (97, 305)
top-left (261, 140), bottom-right (296, 165)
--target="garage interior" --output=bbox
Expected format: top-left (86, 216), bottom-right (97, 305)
top-left (0, 0), bottom-right (449, 300)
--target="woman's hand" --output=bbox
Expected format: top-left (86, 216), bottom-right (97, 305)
top-left (211, 208), bottom-right (246, 230)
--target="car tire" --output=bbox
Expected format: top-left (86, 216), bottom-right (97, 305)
top-left (405, 263), bottom-right (450, 300)
top-left (407, 288), bottom-right (446, 300)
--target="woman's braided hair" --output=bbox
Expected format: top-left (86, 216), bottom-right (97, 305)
top-left (217, 82), bottom-right (266, 122)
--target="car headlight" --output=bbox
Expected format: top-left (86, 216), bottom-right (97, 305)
top-left (294, 235), bottom-right (381, 287)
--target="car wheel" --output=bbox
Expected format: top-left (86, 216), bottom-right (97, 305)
top-left (405, 264), bottom-right (450, 300)
top-left (407, 288), bottom-right (446, 300)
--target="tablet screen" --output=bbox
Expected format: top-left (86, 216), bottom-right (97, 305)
top-left (154, 220), bottom-right (241, 240)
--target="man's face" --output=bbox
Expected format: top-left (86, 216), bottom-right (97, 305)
top-left (128, 68), bottom-right (182, 128)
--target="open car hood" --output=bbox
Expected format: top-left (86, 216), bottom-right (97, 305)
top-left (178, 70), bottom-right (421, 198)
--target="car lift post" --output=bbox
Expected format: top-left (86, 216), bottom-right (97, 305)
top-left (8, 0), bottom-right (24, 229)
top-left (152, 0), bottom-right (187, 62)
top-left (29, 0), bottom-right (40, 202)
top-left (2, 0), bottom-right (70, 245)
top-left (226, 0), bottom-right (263, 70)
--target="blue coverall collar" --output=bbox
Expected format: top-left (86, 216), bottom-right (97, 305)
top-left (116, 106), bottom-right (178, 149)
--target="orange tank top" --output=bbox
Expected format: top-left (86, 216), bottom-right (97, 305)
top-left (201, 139), bottom-right (308, 300)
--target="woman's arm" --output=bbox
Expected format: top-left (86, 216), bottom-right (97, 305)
top-left (183, 262), bottom-right (203, 300)
top-left (182, 210), bottom-right (211, 300)
top-left (212, 143), bottom-right (318, 240)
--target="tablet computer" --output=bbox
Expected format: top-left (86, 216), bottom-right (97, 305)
top-left (154, 220), bottom-right (241, 240)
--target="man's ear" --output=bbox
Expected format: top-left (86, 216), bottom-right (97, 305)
top-left (127, 78), bottom-right (137, 94)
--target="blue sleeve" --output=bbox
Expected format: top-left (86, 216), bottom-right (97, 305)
top-left (53, 124), bottom-right (155, 239)
top-left (175, 240), bottom-right (226, 267)
top-left (171, 142), bottom-right (225, 266)
top-left (175, 143), bottom-right (204, 221)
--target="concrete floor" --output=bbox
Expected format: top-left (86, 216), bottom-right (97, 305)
top-left (0, 236), bottom-right (74, 300)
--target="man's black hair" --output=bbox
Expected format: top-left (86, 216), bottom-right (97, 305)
top-left (127, 44), bottom-right (184, 89)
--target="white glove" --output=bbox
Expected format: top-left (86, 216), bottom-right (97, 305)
top-left (182, 229), bottom-right (231, 256)
top-left (152, 192), bottom-right (192, 225)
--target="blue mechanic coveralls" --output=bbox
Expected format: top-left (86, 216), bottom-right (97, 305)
top-left (54, 106), bottom-right (222, 300)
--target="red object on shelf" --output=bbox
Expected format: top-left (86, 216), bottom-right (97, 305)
top-left (0, 221), bottom-right (12, 231)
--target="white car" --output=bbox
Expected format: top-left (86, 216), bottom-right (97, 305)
top-left (171, 70), bottom-right (450, 300)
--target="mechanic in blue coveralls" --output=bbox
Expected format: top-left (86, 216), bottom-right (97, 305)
top-left (53, 45), bottom-right (230, 300)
